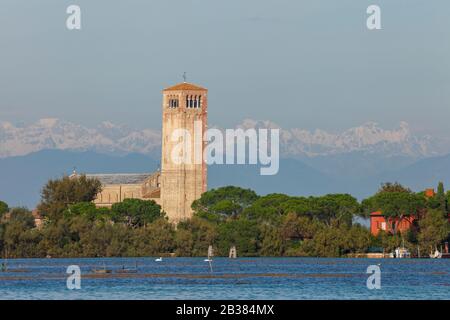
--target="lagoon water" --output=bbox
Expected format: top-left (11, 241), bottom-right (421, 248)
top-left (0, 257), bottom-right (449, 300)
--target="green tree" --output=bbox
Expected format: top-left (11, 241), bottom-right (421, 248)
top-left (64, 202), bottom-right (111, 221)
top-left (38, 217), bottom-right (75, 257)
top-left (38, 175), bottom-right (102, 220)
top-left (378, 182), bottom-right (412, 194)
top-left (8, 207), bottom-right (36, 228)
top-left (245, 194), bottom-right (360, 226)
top-left (362, 192), bottom-right (425, 234)
top-left (280, 213), bottom-right (322, 242)
top-left (111, 198), bottom-right (163, 228)
top-left (436, 182), bottom-right (447, 214)
top-left (0, 223), bottom-right (5, 254)
top-left (176, 217), bottom-right (217, 256)
top-left (174, 228), bottom-right (194, 257)
top-left (259, 224), bottom-right (284, 256)
top-left (216, 218), bottom-right (260, 256)
top-left (418, 209), bottom-right (449, 253)
top-left (345, 224), bottom-right (374, 254)
top-left (375, 231), bottom-right (403, 253)
top-left (192, 186), bottom-right (259, 220)
top-left (297, 224), bottom-right (372, 257)
top-left (0, 200), bottom-right (8, 217)
top-left (131, 218), bottom-right (175, 256)
top-left (2, 208), bottom-right (38, 258)
top-left (312, 194), bottom-right (360, 227)
top-left (243, 193), bottom-right (292, 222)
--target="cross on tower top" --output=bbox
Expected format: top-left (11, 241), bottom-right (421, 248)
top-left (183, 72), bottom-right (187, 83)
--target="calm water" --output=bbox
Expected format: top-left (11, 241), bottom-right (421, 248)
top-left (0, 257), bottom-right (449, 300)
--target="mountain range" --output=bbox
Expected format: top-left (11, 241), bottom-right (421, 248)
top-left (1, 119), bottom-right (450, 208)
top-left (1, 149), bottom-right (450, 209)
top-left (1, 118), bottom-right (448, 159)
top-left (0, 118), bottom-right (161, 158)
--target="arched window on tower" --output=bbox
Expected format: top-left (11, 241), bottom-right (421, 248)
top-left (198, 96), bottom-right (202, 108)
top-left (168, 96), bottom-right (179, 108)
top-left (193, 95), bottom-right (198, 108)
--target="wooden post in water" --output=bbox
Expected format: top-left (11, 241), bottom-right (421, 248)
top-left (207, 245), bottom-right (213, 273)
top-left (229, 246), bottom-right (237, 259)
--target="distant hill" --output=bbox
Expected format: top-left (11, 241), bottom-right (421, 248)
top-left (0, 150), bottom-right (339, 208)
top-left (1, 149), bottom-right (449, 209)
top-left (209, 158), bottom-right (338, 197)
top-left (376, 153), bottom-right (450, 191)
top-left (0, 150), bottom-right (158, 208)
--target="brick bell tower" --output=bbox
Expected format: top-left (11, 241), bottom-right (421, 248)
top-left (160, 80), bottom-right (208, 223)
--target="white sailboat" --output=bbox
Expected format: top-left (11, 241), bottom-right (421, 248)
top-left (391, 238), bottom-right (411, 258)
top-left (393, 247), bottom-right (411, 258)
top-left (430, 245), bottom-right (444, 259)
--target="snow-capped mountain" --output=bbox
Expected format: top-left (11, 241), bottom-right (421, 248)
top-left (0, 118), bottom-right (447, 159)
top-left (0, 118), bottom-right (161, 158)
top-left (238, 119), bottom-right (445, 158)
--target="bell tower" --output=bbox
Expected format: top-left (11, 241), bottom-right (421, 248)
top-left (160, 81), bottom-right (208, 223)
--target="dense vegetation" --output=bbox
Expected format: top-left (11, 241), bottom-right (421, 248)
top-left (0, 177), bottom-right (449, 258)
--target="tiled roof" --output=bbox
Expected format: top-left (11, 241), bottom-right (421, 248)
top-left (163, 82), bottom-right (207, 92)
top-left (86, 173), bottom-right (152, 185)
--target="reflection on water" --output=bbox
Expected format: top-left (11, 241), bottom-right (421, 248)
top-left (0, 257), bottom-right (449, 299)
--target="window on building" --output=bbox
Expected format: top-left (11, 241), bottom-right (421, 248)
top-left (193, 96), bottom-right (198, 108)
top-left (169, 98), bottom-right (179, 108)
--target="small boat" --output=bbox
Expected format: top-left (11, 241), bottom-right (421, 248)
top-left (392, 247), bottom-right (411, 258)
top-left (92, 263), bottom-right (112, 274)
top-left (430, 243), bottom-right (450, 259)
top-left (155, 257), bottom-right (163, 262)
top-left (116, 267), bottom-right (138, 274)
top-left (430, 249), bottom-right (442, 259)
top-left (93, 268), bottom-right (112, 274)
top-left (116, 262), bottom-right (138, 273)
top-left (391, 239), bottom-right (411, 258)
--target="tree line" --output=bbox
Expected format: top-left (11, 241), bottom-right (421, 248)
top-left (0, 177), bottom-right (449, 258)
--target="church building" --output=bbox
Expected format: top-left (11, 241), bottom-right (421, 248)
top-left (85, 81), bottom-right (208, 223)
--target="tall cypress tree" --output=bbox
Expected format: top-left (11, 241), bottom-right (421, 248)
top-left (436, 182), bottom-right (446, 215)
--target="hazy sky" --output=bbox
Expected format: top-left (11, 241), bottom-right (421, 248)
top-left (0, 0), bottom-right (449, 136)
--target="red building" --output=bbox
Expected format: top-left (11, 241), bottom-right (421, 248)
top-left (370, 211), bottom-right (417, 236)
top-left (369, 188), bottom-right (435, 236)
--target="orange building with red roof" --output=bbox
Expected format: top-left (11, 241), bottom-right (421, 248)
top-left (370, 188), bottom-right (435, 236)
top-left (370, 211), bottom-right (418, 236)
